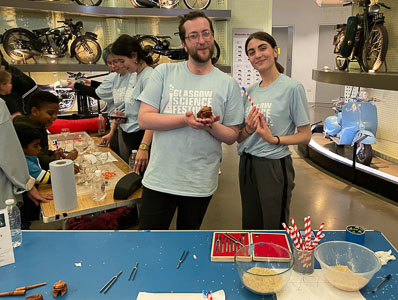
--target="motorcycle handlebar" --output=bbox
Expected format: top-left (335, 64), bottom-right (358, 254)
top-left (380, 3), bottom-right (391, 9)
top-left (343, 2), bottom-right (353, 7)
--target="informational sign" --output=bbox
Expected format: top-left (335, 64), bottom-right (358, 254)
top-left (0, 208), bottom-right (15, 267)
top-left (232, 28), bottom-right (262, 90)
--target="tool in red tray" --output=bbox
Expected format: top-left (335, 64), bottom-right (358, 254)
top-left (223, 233), bottom-right (244, 248)
top-left (210, 232), bottom-right (251, 262)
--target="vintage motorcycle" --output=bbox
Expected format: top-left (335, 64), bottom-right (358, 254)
top-left (137, 34), bottom-right (220, 65)
top-left (333, 0), bottom-right (391, 72)
top-left (131, 0), bottom-right (211, 9)
top-left (28, 0), bottom-right (103, 6)
top-left (323, 93), bottom-right (378, 166)
top-left (1, 19), bottom-right (102, 64)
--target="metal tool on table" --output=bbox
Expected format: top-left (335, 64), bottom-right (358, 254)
top-left (215, 235), bottom-right (221, 253)
top-left (176, 250), bottom-right (189, 269)
top-left (223, 233), bottom-right (244, 248)
top-left (128, 262), bottom-right (139, 281)
top-left (99, 270), bottom-right (123, 294)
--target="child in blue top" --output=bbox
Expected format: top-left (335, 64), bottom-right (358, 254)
top-left (237, 32), bottom-right (311, 230)
top-left (15, 126), bottom-right (51, 185)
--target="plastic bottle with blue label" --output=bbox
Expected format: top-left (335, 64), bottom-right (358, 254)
top-left (5, 199), bottom-right (22, 248)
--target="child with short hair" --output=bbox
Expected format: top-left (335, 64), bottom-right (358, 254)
top-left (13, 90), bottom-right (78, 170)
top-left (14, 125), bottom-right (51, 228)
top-left (15, 126), bottom-right (51, 185)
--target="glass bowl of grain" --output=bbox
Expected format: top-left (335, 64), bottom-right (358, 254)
top-left (234, 242), bottom-right (294, 295)
top-left (314, 241), bottom-right (381, 291)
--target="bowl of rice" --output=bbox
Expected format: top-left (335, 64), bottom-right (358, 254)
top-left (234, 242), bottom-right (294, 295)
top-left (314, 241), bottom-right (381, 291)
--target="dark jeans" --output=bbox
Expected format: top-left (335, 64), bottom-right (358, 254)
top-left (138, 187), bottom-right (212, 230)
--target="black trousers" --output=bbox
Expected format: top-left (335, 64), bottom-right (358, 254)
top-left (138, 187), bottom-right (212, 230)
top-left (20, 192), bottom-right (40, 229)
top-left (239, 153), bottom-right (295, 230)
top-left (119, 129), bottom-right (145, 163)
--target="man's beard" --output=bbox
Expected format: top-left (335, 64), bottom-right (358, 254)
top-left (187, 43), bottom-right (215, 63)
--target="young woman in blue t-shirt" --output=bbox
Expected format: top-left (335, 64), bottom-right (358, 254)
top-left (237, 31), bottom-right (311, 230)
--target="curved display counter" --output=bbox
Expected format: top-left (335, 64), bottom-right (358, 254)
top-left (299, 134), bottom-right (398, 202)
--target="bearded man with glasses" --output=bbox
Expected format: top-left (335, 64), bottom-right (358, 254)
top-left (137, 11), bottom-right (244, 230)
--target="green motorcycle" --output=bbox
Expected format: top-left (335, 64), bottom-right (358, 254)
top-left (333, 0), bottom-right (390, 72)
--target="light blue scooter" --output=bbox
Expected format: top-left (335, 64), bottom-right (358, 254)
top-left (324, 96), bottom-right (378, 166)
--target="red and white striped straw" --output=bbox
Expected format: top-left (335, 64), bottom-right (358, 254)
top-left (308, 233), bottom-right (325, 251)
top-left (290, 217), bottom-right (305, 250)
top-left (242, 87), bottom-right (255, 107)
top-left (308, 222), bottom-right (325, 250)
top-left (304, 216), bottom-right (312, 249)
top-left (289, 226), bottom-right (302, 251)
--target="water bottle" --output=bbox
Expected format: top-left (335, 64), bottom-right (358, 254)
top-left (98, 113), bottom-right (105, 135)
top-left (5, 199), bottom-right (22, 248)
top-left (129, 150), bottom-right (138, 173)
top-left (92, 170), bottom-right (106, 201)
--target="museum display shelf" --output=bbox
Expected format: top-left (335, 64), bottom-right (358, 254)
top-left (11, 63), bottom-right (231, 73)
top-left (312, 69), bottom-right (398, 91)
top-left (0, 0), bottom-right (231, 20)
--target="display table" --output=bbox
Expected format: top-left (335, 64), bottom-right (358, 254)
top-left (0, 230), bottom-right (396, 299)
top-left (39, 138), bottom-right (142, 223)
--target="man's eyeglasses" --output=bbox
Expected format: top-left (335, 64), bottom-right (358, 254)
top-left (185, 30), bottom-right (213, 42)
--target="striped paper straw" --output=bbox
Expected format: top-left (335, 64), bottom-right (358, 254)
top-left (289, 226), bottom-right (308, 266)
top-left (203, 290), bottom-right (213, 300)
top-left (289, 226), bottom-right (301, 251)
top-left (242, 87), bottom-right (255, 107)
top-left (308, 223), bottom-right (325, 250)
top-left (308, 233), bottom-right (325, 251)
top-left (290, 217), bottom-right (305, 250)
top-left (304, 216), bottom-right (312, 249)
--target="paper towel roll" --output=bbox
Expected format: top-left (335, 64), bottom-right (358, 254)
top-left (49, 159), bottom-right (78, 211)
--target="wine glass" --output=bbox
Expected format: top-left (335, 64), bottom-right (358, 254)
top-left (98, 152), bottom-right (109, 172)
top-left (74, 135), bottom-right (88, 153)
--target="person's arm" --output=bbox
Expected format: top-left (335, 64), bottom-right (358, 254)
top-left (74, 82), bottom-right (100, 100)
top-left (255, 116), bottom-right (311, 145)
top-left (138, 103), bottom-right (209, 131)
top-left (207, 123), bottom-right (240, 145)
top-left (237, 106), bottom-right (261, 143)
top-left (133, 130), bottom-right (153, 173)
top-left (0, 114), bottom-right (35, 194)
top-left (100, 121), bottom-right (118, 146)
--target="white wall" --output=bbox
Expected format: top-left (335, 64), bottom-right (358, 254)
top-left (272, 0), bottom-right (351, 103)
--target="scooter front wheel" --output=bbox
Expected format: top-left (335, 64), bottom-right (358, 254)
top-left (356, 143), bottom-right (373, 166)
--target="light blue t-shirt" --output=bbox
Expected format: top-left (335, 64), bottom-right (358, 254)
top-left (237, 74), bottom-right (310, 159)
top-left (95, 72), bottom-right (136, 114)
top-left (120, 67), bottom-right (153, 133)
top-left (138, 61), bottom-right (244, 197)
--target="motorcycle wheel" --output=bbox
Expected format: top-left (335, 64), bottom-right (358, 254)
top-left (211, 40), bottom-right (221, 65)
top-left (356, 143), bottom-right (373, 166)
top-left (75, 0), bottom-right (103, 6)
top-left (359, 24), bottom-right (388, 72)
top-left (139, 36), bottom-right (162, 65)
top-left (183, 0), bottom-right (211, 9)
top-left (131, 0), bottom-right (145, 7)
top-left (2, 28), bottom-right (36, 61)
top-left (335, 55), bottom-right (348, 71)
top-left (73, 36), bottom-right (102, 64)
